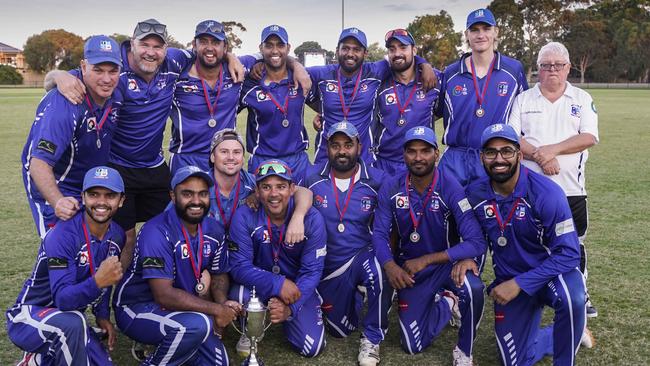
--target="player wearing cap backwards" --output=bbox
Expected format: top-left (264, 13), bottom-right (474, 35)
top-left (306, 27), bottom-right (438, 165)
top-left (113, 166), bottom-right (240, 365)
top-left (372, 126), bottom-right (486, 365)
top-left (374, 29), bottom-right (442, 176)
top-left (228, 159), bottom-right (327, 357)
top-left (22, 35), bottom-right (122, 239)
top-left (7, 166), bottom-right (126, 365)
top-left (465, 124), bottom-right (589, 366)
top-left (304, 122), bottom-right (387, 366)
top-left (239, 25), bottom-right (312, 184)
top-left (437, 8), bottom-right (528, 187)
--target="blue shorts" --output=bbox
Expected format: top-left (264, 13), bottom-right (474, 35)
top-left (248, 151), bottom-right (311, 186)
top-left (23, 170), bottom-right (61, 238)
top-left (372, 157), bottom-right (407, 177)
top-left (438, 146), bottom-right (486, 187)
top-left (169, 152), bottom-right (211, 176)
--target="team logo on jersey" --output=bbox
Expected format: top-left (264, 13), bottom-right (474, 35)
top-left (416, 89), bottom-right (426, 101)
top-left (571, 104), bottom-right (581, 117)
top-left (429, 198), bottom-right (440, 211)
top-left (325, 82), bottom-right (338, 93)
top-left (181, 244), bottom-right (190, 259)
top-left (483, 205), bottom-right (496, 218)
top-left (127, 78), bottom-right (139, 91)
top-left (79, 251), bottom-right (89, 266)
top-left (223, 82), bottom-right (233, 90)
top-left (396, 195), bottom-right (409, 209)
top-left (262, 229), bottom-right (270, 244)
top-left (203, 245), bottom-right (212, 257)
top-left (256, 90), bottom-right (269, 101)
top-left (361, 197), bottom-right (374, 211)
top-left (452, 84), bottom-right (468, 96)
top-left (37, 139), bottom-right (57, 155)
top-left (47, 257), bottom-right (68, 270)
top-left (156, 79), bottom-right (167, 90)
top-left (288, 86), bottom-right (299, 97)
top-left (182, 84), bottom-right (199, 93)
top-left (591, 101), bottom-right (597, 114)
top-left (497, 82), bottom-right (509, 96)
top-left (360, 83), bottom-right (369, 92)
top-left (385, 93), bottom-right (396, 105)
top-left (314, 194), bottom-right (328, 208)
top-left (86, 116), bottom-right (97, 132)
top-left (515, 205), bottom-right (526, 219)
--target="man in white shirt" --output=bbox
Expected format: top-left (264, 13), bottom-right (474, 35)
top-left (508, 41), bottom-right (599, 322)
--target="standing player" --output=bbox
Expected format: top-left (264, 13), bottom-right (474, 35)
top-left (22, 35), bottom-right (122, 238)
top-left (7, 166), bottom-right (126, 365)
top-left (374, 29), bottom-right (442, 176)
top-left (305, 122), bottom-right (387, 366)
top-left (508, 41), bottom-right (599, 318)
top-left (239, 25), bottom-right (311, 184)
top-left (372, 127), bottom-right (486, 365)
top-left (228, 160), bottom-right (327, 358)
top-left (466, 124), bottom-right (589, 365)
top-left (307, 27), bottom-right (437, 165)
top-left (113, 166), bottom-right (240, 365)
top-left (437, 8), bottom-right (528, 187)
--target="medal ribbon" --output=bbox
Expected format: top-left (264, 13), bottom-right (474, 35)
top-left (469, 55), bottom-right (496, 109)
top-left (336, 65), bottom-right (363, 120)
top-left (181, 224), bottom-right (205, 284)
top-left (81, 217), bottom-right (97, 276)
top-left (405, 170), bottom-right (438, 233)
top-left (266, 217), bottom-right (286, 266)
top-left (84, 95), bottom-right (113, 141)
top-left (391, 76), bottom-right (418, 117)
top-left (330, 166), bottom-right (359, 225)
top-left (214, 177), bottom-right (241, 230)
top-left (199, 64), bottom-right (224, 119)
top-left (264, 81), bottom-right (291, 116)
top-left (492, 198), bottom-right (521, 234)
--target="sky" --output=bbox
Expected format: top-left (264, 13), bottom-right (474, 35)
top-left (0, 0), bottom-right (489, 55)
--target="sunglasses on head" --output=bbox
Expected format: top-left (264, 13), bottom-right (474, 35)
top-left (384, 28), bottom-right (413, 42)
top-left (197, 22), bottom-right (224, 34)
top-left (256, 162), bottom-right (292, 176)
top-left (137, 22), bottom-right (167, 35)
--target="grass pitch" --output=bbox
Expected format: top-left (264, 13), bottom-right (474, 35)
top-left (0, 88), bottom-right (648, 365)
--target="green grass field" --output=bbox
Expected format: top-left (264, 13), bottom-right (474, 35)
top-left (0, 88), bottom-right (648, 365)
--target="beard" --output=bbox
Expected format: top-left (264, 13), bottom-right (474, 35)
top-left (174, 200), bottom-right (209, 225)
top-left (198, 54), bottom-right (223, 69)
top-left (85, 205), bottom-right (113, 224)
top-left (330, 153), bottom-right (358, 173)
top-left (390, 56), bottom-right (413, 73)
top-left (338, 55), bottom-right (363, 74)
top-left (484, 160), bottom-right (519, 183)
top-left (407, 160), bottom-right (435, 177)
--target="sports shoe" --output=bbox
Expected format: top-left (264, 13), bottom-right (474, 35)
top-left (17, 352), bottom-right (40, 366)
top-left (358, 336), bottom-right (380, 366)
top-left (442, 290), bottom-right (462, 328)
top-left (237, 334), bottom-right (252, 358)
top-left (452, 345), bottom-right (474, 366)
top-left (581, 327), bottom-right (595, 349)
top-left (586, 299), bottom-right (598, 318)
top-left (131, 341), bottom-right (149, 362)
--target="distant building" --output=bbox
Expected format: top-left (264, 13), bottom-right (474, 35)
top-left (0, 42), bottom-right (25, 70)
top-left (304, 51), bottom-right (326, 67)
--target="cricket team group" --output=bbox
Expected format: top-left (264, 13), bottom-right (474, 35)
top-left (7, 6), bottom-right (600, 366)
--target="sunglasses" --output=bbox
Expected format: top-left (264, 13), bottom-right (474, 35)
top-left (384, 28), bottom-right (413, 42)
top-left (256, 162), bottom-right (292, 176)
top-left (137, 22), bottom-right (167, 36)
top-left (196, 22), bottom-right (224, 34)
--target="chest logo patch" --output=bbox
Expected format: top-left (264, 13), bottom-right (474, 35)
top-left (483, 205), bottom-right (496, 219)
top-left (497, 82), bottom-right (509, 96)
top-left (571, 104), bottom-right (581, 117)
top-left (396, 195), bottom-right (409, 209)
top-left (385, 93), bottom-right (396, 105)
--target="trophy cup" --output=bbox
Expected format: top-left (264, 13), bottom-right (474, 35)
top-left (232, 287), bottom-right (271, 366)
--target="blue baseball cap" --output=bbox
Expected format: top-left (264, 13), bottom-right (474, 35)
top-left (385, 29), bottom-right (415, 47)
top-left (195, 20), bottom-right (226, 41)
top-left (466, 8), bottom-right (497, 29)
top-left (338, 27), bottom-right (367, 49)
top-left (83, 166), bottom-right (124, 193)
top-left (255, 159), bottom-right (293, 183)
top-left (171, 166), bottom-right (214, 190)
top-left (404, 126), bottom-right (438, 149)
top-left (480, 124), bottom-right (520, 148)
top-left (327, 121), bottom-right (359, 139)
top-left (261, 24), bottom-right (289, 44)
top-left (84, 35), bottom-right (121, 67)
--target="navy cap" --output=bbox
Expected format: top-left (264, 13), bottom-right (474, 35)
top-left (480, 124), bottom-right (519, 148)
top-left (404, 126), bottom-right (438, 149)
top-left (385, 29), bottom-right (415, 47)
top-left (338, 27), bottom-right (367, 48)
top-left (84, 35), bottom-right (121, 67)
top-left (171, 166), bottom-right (214, 190)
top-left (261, 24), bottom-right (289, 44)
top-left (133, 18), bottom-right (168, 44)
top-left (255, 159), bottom-right (293, 183)
top-left (83, 166), bottom-right (124, 193)
top-left (195, 20), bottom-right (226, 41)
top-left (327, 121), bottom-right (359, 139)
top-left (466, 8), bottom-right (497, 29)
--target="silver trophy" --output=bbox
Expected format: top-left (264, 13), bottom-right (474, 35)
top-left (232, 287), bottom-right (272, 366)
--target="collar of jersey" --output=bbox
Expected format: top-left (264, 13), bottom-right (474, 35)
top-left (459, 51), bottom-right (502, 74)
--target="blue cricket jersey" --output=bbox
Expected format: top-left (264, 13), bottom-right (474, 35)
top-left (228, 200), bottom-right (326, 315)
top-left (437, 52), bottom-right (528, 149)
top-left (208, 169), bottom-right (257, 229)
top-left (22, 88), bottom-right (120, 203)
top-left (170, 55), bottom-right (258, 156)
top-left (113, 208), bottom-right (227, 306)
top-left (374, 69), bottom-right (442, 163)
top-left (304, 160), bottom-right (384, 275)
top-left (239, 70), bottom-right (309, 158)
top-left (372, 168), bottom-right (486, 266)
top-left (8, 211), bottom-right (125, 320)
top-left (466, 167), bottom-right (581, 295)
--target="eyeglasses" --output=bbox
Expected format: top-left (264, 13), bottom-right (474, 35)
top-left (384, 28), bottom-right (414, 42)
top-left (538, 63), bottom-right (567, 71)
top-left (137, 22), bottom-right (167, 36)
top-left (255, 162), bottom-right (292, 176)
top-left (196, 22), bottom-right (224, 34)
top-left (482, 147), bottom-right (519, 160)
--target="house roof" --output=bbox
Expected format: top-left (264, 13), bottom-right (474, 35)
top-left (0, 42), bottom-right (22, 53)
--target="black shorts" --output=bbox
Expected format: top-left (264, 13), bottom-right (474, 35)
top-left (108, 162), bottom-right (171, 230)
top-left (567, 195), bottom-right (588, 238)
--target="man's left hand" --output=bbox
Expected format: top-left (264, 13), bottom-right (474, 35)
top-left (96, 318), bottom-right (117, 351)
top-left (402, 256), bottom-right (429, 277)
top-left (285, 214), bottom-right (305, 244)
top-left (226, 54), bottom-right (245, 83)
top-left (419, 63), bottom-right (438, 91)
top-left (489, 278), bottom-right (521, 305)
top-left (268, 297), bottom-right (292, 323)
top-left (532, 145), bottom-right (558, 167)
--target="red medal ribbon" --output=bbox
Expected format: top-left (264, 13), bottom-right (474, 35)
top-left (84, 95), bottom-right (113, 139)
top-left (266, 216), bottom-right (286, 266)
top-left (214, 177), bottom-right (241, 230)
top-left (405, 170), bottom-right (438, 233)
top-left (492, 198), bottom-right (521, 234)
top-left (81, 217), bottom-right (96, 276)
top-left (264, 81), bottom-right (291, 116)
top-left (199, 64), bottom-right (224, 119)
top-left (181, 224), bottom-right (205, 284)
top-left (469, 55), bottom-right (496, 109)
top-left (330, 166), bottom-right (359, 225)
top-left (336, 65), bottom-right (363, 120)
top-left (391, 76), bottom-right (418, 117)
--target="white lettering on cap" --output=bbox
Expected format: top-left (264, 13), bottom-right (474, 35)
top-left (491, 124), bottom-right (504, 132)
top-left (414, 127), bottom-right (425, 135)
top-left (475, 9), bottom-right (484, 17)
top-left (95, 168), bottom-right (109, 178)
top-left (337, 122), bottom-right (347, 129)
top-left (349, 28), bottom-right (359, 34)
top-left (99, 40), bottom-right (112, 51)
top-left (270, 25), bottom-right (279, 31)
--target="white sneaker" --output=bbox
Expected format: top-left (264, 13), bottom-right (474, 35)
top-left (358, 336), bottom-right (380, 366)
top-left (581, 327), bottom-right (595, 349)
top-left (442, 290), bottom-right (462, 328)
top-left (236, 334), bottom-right (251, 358)
top-left (452, 346), bottom-right (473, 366)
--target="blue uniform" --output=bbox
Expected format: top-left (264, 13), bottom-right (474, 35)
top-left (304, 161), bottom-right (388, 345)
top-left (21, 88), bottom-right (120, 238)
top-left (240, 71), bottom-right (311, 184)
top-left (437, 52), bottom-right (528, 186)
top-left (169, 56), bottom-right (258, 174)
top-left (228, 200), bottom-right (327, 357)
top-left (372, 169), bottom-right (487, 355)
top-left (466, 168), bottom-right (586, 366)
top-left (373, 70), bottom-right (442, 176)
top-left (6, 212), bottom-right (124, 366)
top-left (208, 169), bottom-right (256, 231)
top-left (113, 209), bottom-right (229, 366)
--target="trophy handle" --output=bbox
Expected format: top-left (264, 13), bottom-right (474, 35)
top-left (231, 317), bottom-right (245, 336)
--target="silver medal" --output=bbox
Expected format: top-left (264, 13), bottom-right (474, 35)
top-left (208, 118), bottom-right (217, 127)
top-left (475, 107), bottom-right (485, 118)
top-left (410, 231), bottom-right (420, 243)
top-left (282, 118), bottom-right (290, 128)
top-left (272, 265), bottom-right (281, 274)
top-left (337, 223), bottom-right (345, 233)
top-left (497, 236), bottom-right (508, 247)
top-left (96, 138), bottom-right (101, 149)
top-left (195, 282), bottom-right (206, 293)
top-left (397, 117), bottom-right (406, 126)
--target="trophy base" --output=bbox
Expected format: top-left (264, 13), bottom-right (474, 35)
top-left (241, 354), bottom-right (265, 366)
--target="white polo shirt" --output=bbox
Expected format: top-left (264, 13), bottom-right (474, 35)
top-left (508, 82), bottom-right (599, 196)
